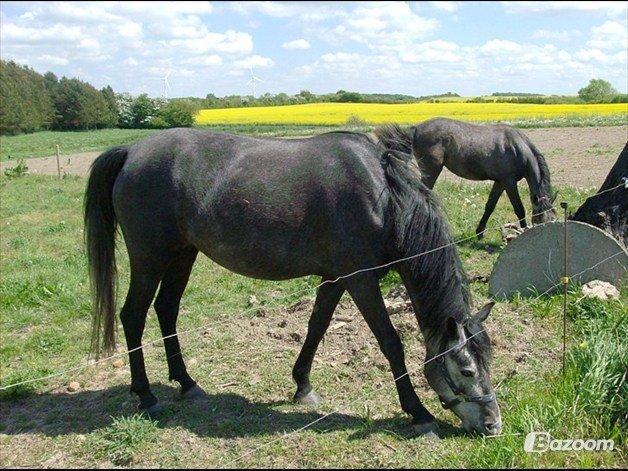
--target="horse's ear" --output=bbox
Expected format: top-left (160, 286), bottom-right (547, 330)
top-left (445, 316), bottom-right (462, 340)
top-left (472, 302), bottom-right (495, 323)
top-left (551, 190), bottom-right (559, 203)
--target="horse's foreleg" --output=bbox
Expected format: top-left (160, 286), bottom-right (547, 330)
top-left (343, 274), bottom-right (436, 431)
top-left (120, 263), bottom-right (163, 414)
top-left (505, 182), bottom-right (527, 228)
top-left (154, 247), bottom-right (202, 398)
top-left (476, 181), bottom-right (504, 239)
top-left (292, 280), bottom-right (344, 405)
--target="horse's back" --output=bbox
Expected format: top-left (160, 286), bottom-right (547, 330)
top-left (414, 118), bottom-right (530, 181)
top-left (112, 128), bottom-right (391, 279)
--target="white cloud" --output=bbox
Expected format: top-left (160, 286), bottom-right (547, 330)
top-left (230, 1), bottom-right (336, 20)
top-left (282, 38), bottom-right (311, 50)
top-left (37, 54), bottom-right (69, 66)
top-left (234, 55), bottom-right (275, 69)
top-left (167, 31), bottom-right (253, 54)
top-left (401, 40), bottom-right (461, 63)
top-left (532, 29), bottom-right (575, 41)
top-left (587, 20), bottom-right (628, 50)
top-left (123, 57), bottom-right (139, 67)
top-left (479, 39), bottom-right (523, 55)
top-left (184, 54), bottom-right (223, 66)
top-left (328, 2), bottom-right (439, 54)
top-left (431, 2), bottom-right (460, 13)
top-left (502, 1), bottom-right (628, 17)
top-left (1, 22), bottom-right (82, 44)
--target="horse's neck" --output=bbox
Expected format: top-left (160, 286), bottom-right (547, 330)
top-left (525, 162), bottom-right (544, 202)
top-left (403, 270), bottom-right (468, 359)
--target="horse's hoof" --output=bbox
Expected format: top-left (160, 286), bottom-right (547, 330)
top-left (412, 421), bottom-right (441, 439)
top-left (476, 230), bottom-right (485, 240)
top-left (181, 384), bottom-right (209, 401)
top-left (140, 401), bottom-right (164, 418)
top-left (294, 390), bottom-right (322, 406)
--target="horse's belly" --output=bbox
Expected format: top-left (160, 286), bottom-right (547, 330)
top-left (198, 239), bottom-right (316, 280)
top-left (187, 209), bottom-right (324, 281)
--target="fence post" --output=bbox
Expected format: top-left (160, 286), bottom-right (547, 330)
top-left (560, 202), bottom-right (569, 381)
top-left (55, 144), bottom-right (61, 179)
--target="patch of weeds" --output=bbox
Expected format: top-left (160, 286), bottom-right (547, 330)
top-left (43, 220), bottom-right (68, 234)
top-left (8, 236), bottom-right (26, 249)
top-left (345, 115), bottom-right (369, 127)
top-left (0, 369), bottom-right (50, 399)
top-left (90, 414), bottom-right (159, 466)
top-left (3, 159), bottom-right (28, 178)
top-left (567, 296), bottom-right (627, 432)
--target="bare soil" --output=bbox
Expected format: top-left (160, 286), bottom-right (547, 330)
top-left (2, 126), bottom-right (626, 189)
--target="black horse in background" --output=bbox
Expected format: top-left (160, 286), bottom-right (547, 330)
top-left (374, 118), bottom-right (557, 238)
top-left (84, 128), bottom-right (501, 436)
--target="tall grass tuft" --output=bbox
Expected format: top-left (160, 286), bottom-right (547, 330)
top-left (567, 296), bottom-right (627, 435)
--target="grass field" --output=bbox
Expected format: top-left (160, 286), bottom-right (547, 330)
top-left (0, 173), bottom-right (625, 468)
top-left (195, 102), bottom-right (628, 126)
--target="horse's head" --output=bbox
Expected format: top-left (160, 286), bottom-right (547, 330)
top-left (531, 191), bottom-right (558, 224)
top-left (424, 302), bottom-right (501, 436)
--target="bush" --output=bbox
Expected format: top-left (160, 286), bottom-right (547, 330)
top-left (148, 116), bottom-right (168, 129)
top-left (345, 114), bottom-right (368, 127)
top-left (158, 100), bottom-right (195, 127)
top-left (130, 94), bottom-right (160, 128)
top-left (610, 93), bottom-right (628, 103)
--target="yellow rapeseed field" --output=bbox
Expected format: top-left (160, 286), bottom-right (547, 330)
top-left (195, 102), bottom-right (628, 125)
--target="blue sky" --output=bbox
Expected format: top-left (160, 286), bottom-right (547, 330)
top-left (1, 1), bottom-right (627, 98)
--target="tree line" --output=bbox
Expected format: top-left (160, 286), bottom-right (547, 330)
top-left (0, 60), bottom-right (195, 135)
top-left (1, 59), bottom-right (625, 136)
top-left (185, 90), bottom-right (461, 109)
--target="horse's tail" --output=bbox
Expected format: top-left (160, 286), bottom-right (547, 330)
top-left (380, 150), bottom-right (470, 319)
top-left (84, 146), bottom-right (128, 356)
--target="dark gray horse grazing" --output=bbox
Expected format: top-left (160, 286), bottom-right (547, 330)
top-left (84, 128), bottom-right (501, 436)
top-left (374, 118), bottom-right (557, 238)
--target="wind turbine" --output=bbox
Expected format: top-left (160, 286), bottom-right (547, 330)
top-left (247, 66), bottom-right (263, 99)
top-left (162, 70), bottom-right (172, 100)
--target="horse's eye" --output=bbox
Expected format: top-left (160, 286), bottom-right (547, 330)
top-left (461, 368), bottom-right (474, 377)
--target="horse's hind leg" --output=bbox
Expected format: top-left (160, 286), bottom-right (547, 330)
top-left (120, 258), bottom-right (166, 414)
top-left (343, 273), bottom-right (437, 434)
top-left (154, 247), bottom-right (204, 399)
top-left (505, 182), bottom-right (528, 229)
top-left (476, 181), bottom-right (504, 239)
top-left (292, 279), bottom-right (344, 405)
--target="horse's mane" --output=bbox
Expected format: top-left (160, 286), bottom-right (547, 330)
top-left (380, 151), bottom-right (483, 346)
top-left (373, 124), bottom-right (414, 154)
top-left (518, 131), bottom-right (554, 206)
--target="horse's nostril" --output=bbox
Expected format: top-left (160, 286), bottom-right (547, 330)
top-left (484, 421), bottom-right (502, 435)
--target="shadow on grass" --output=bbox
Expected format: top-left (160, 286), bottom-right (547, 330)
top-left (0, 384), bottom-right (463, 441)
top-left (457, 238), bottom-right (502, 254)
